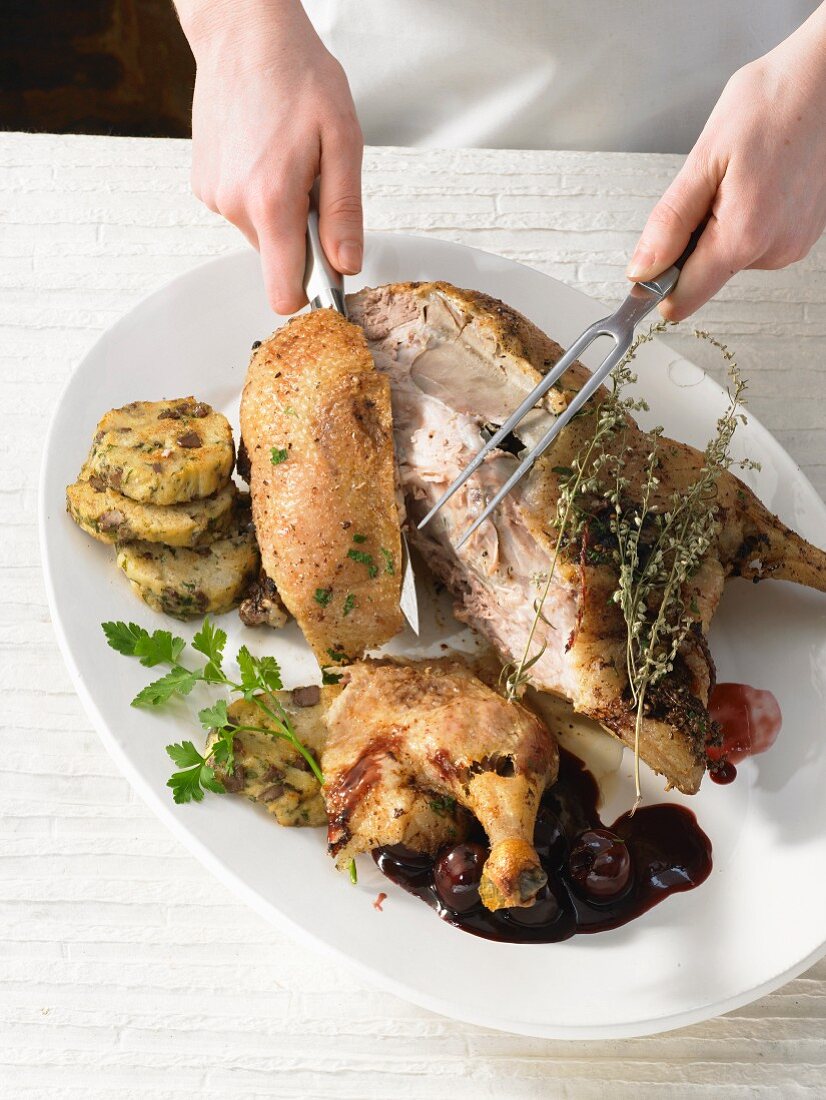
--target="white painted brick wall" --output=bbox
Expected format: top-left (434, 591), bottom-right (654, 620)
top-left (2, 132), bottom-right (825, 1098)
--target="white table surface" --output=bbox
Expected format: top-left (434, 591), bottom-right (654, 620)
top-left (3, 131), bottom-right (826, 1097)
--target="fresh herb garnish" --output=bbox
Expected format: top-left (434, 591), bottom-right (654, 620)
top-left (504, 324), bottom-right (757, 809)
top-left (326, 647), bottom-right (347, 663)
top-left (270, 447), bottom-right (288, 465)
top-left (102, 618), bottom-right (324, 800)
top-left (342, 593), bottom-right (356, 616)
top-left (165, 740), bottom-right (225, 803)
top-left (347, 548), bottom-right (378, 577)
top-left (352, 533), bottom-right (367, 544)
top-left (321, 666), bottom-right (343, 685)
top-left (380, 548), bottom-right (395, 575)
top-left (314, 587), bottom-right (333, 607)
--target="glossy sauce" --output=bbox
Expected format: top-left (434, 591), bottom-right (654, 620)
top-left (708, 682), bottom-right (782, 764)
top-left (374, 748), bottom-right (712, 944)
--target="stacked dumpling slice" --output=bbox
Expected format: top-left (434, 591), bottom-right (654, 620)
top-left (66, 395), bottom-right (283, 621)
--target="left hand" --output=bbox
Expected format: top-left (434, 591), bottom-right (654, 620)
top-left (627, 8), bottom-right (826, 321)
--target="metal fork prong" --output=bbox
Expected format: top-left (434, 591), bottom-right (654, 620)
top-left (416, 322), bottom-right (609, 532)
top-left (454, 335), bottom-right (632, 551)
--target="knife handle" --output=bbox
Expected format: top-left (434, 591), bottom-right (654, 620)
top-left (304, 180), bottom-right (347, 315)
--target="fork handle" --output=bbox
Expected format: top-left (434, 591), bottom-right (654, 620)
top-left (674, 223), bottom-right (708, 272)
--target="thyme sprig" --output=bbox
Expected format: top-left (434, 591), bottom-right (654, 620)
top-left (505, 325), bottom-right (756, 807)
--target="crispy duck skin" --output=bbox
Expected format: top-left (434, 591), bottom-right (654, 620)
top-left (322, 658), bottom-right (558, 910)
top-left (240, 309), bottom-right (403, 664)
top-left (348, 281), bottom-right (826, 794)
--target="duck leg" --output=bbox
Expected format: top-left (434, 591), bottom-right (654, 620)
top-left (321, 658), bottom-right (558, 910)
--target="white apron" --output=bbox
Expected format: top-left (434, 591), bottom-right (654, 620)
top-left (304, 1), bottom-right (817, 153)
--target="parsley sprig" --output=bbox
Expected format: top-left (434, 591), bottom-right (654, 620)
top-left (102, 618), bottom-right (324, 801)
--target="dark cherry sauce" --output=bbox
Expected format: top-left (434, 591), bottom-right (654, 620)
top-left (373, 748), bottom-right (712, 944)
top-left (708, 683), bottom-right (782, 764)
top-left (709, 760), bottom-right (738, 785)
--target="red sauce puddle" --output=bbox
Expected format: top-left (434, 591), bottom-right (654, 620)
top-left (707, 682), bottom-right (782, 784)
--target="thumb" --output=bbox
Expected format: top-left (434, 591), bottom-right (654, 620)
top-left (627, 150), bottom-right (720, 281)
top-left (318, 126), bottom-right (364, 276)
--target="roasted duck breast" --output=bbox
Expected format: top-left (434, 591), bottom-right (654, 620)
top-left (240, 309), bottom-right (404, 664)
top-left (349, 281), bottom-right (826, 794)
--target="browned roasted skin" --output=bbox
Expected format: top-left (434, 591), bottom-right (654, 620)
top-left (322, 658), bottom-right (558, 910)
top-left (349, 281), bottom-right (826, 795)
top-left (240, 309), bottom-right (403, 664)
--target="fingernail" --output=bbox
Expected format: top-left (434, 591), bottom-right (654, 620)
top-left (338, 240), bottom-right (362, 274)
top-left (626, 243), bottom-right (655, 279)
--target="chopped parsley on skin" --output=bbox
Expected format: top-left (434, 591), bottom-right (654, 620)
top-left (342, 593), bottom-right (356, 617)
top-left (352, 533), bottom-right (367, 544)
top-left (347, 548), bottom-right (378, 578)
top-left (326, 647), bottom-right (347, 663)
top-left (380, 548), bottom-right (395, 575)
top-left (314, 587), bottom-right (333, 607)
top-left (270, 447), bottom-right (288, 465)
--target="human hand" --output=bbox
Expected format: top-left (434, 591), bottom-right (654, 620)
top-left (179, 0), bottom-right (363, 314)
top-left (627, 7), bottom-right (826, 321)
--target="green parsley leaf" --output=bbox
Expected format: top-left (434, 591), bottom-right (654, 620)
top-left (236, 645), bottom-right (258, 697)
top-left (326, 647), bottom-right (347, 664)
top-left (352, 533), bottom-right (367, 544)
top-left (321, 666), bottom-right (343, 685)
top-left (167, 766), bottom-right (205, 804)
top-left (270, 447), bottom-right (288, 465)
top-left (199, 764), bottom-right (226, 794)
top-left (132, 666), bottom-right (199, 708)
top-left (236, 646), bottom-right (283, 696)
top-left (166, 740), bottom-right (204, 769)
top-left (209, 736), bottom-right (232, 769)
top-left (102, 621), bottom-right (186, 667)
top-left (342, 592), bottom-right (356, 617)
top-left (165, 743), bottom-right (226, 804)
top-left (255, 655), bottom-right (283, 693)
top-left (135, 629), bottom-right (186, 668)
top-left (198, 699), bottom-right (230, 731)
top-left (192, 618), bottom-right (226, 681)
top-left (347, 548), bottom-right (378, 578)
top-left (380, 548), bottom-right (395, 575)
top-left (314, 587), bottom-right (333, 607)
top-left (102, 620), bottom-right (149, 658)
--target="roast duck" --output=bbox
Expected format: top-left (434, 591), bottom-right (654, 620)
top-left (239, 282), bottom-right (826, 909)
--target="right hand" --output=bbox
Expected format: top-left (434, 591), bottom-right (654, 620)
top-left (184, 1), bottom-right (364, 314)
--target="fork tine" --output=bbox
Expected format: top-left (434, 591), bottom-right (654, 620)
top-left (454, 335), bottom-right (631, 551)
top-left (416, 323), bottom-right (607, 531)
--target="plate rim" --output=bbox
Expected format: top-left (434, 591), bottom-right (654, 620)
top-left (39, 234), bottom-right (826, 1039)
